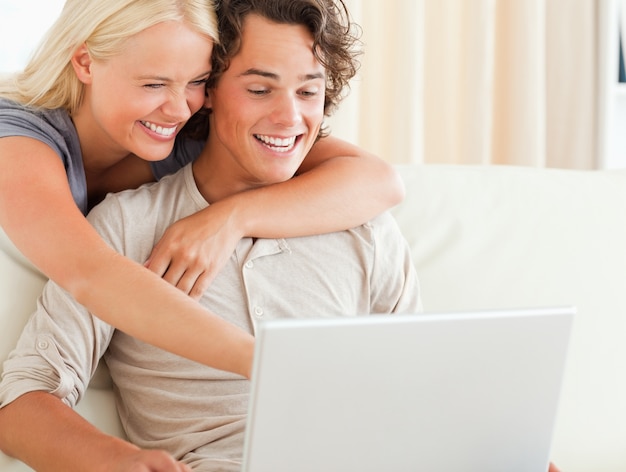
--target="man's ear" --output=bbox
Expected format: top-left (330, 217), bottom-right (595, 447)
top-left (71, 44), bottom-right (94, 84)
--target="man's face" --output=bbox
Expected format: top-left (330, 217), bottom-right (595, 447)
top-left (206, 14), bottom-right (325, 190)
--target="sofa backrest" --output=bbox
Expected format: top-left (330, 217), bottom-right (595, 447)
top-left (392, 164), bottom-right (626, 472)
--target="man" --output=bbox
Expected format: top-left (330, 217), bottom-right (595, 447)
top-left (0, 0), bottom-right (420, 470)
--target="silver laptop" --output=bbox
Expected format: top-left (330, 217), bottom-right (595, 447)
top-left (242, 306), bottom-right (574, 472)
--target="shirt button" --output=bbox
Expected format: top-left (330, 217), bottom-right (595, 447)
top-left (254, 306), bottom-right (264, 317)
top-left (37, 340), bottom-right (49, 350)
top-left (245, 261), bottom-right (254, 269)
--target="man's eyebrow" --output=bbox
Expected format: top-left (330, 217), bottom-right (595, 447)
top-left (240, 68), bottom-right (277, 80)
top-left (301, 72), bottom-right (325, 81)
top-left (239, 68), bottom-right (324, 82)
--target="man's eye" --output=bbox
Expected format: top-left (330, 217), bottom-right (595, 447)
top-left (143, 83), bottom-right (164, 89)
top-left (248, 89), bottom-right (269, 96)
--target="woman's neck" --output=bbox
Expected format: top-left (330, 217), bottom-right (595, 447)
top-left (72, 108), bottom-right (130, 176)
top-left (71, 107), bottom-right (154, 207)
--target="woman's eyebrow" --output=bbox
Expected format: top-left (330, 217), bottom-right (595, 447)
top-left (136, 70), bottom-right (212, 82)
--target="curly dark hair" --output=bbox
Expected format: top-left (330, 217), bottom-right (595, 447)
top-left (182, 0), bottom-right (362, 140)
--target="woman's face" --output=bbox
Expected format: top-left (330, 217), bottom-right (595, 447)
top-left (73, 20), bottom-right (213, 162)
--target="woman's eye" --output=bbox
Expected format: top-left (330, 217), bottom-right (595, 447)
top-left (190, 78), bottom-right (209, 87)
top-left (143, 83), bottom-right (164, 89)
top-left (248, 88), bottom-right (269, 96)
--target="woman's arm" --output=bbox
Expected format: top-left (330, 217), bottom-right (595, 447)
top-left (0, 392), bottom-right (189, 472)
top-left (146, 136), bottom-right (405, 297)
top-left (0, 137), bottom-right (253, 376)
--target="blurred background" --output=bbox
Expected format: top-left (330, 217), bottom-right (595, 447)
top-left (2, 0), bottom-right (625, 169)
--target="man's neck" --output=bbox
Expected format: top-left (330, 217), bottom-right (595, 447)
top-left (191, 144), bottom-right (251, 204)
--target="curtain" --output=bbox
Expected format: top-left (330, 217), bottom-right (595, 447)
top-left (330, 0), bottom-right (597, 169)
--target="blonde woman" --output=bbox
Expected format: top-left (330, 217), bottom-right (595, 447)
top-left (0, 0), bottom-right (402, 377)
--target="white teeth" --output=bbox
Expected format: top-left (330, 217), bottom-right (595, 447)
top-left (141, 121), bottom-right (177, 137)
top-left (255, 134), bottom-right (297, 152)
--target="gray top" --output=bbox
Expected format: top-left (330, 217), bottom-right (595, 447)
top-left (0, 98), bottom-right (203, 214)
top-left (0, 164), bottom-right (422, 471)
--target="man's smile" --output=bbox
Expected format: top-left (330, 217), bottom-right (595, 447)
top-left (254, 134), bottom-right (299, 152)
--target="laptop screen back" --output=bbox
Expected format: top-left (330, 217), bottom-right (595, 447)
top-left (242, 306), bottom-right (574, 472)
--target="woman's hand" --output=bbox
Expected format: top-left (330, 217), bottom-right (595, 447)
top-left (145, 199), bottom-right (243, 299)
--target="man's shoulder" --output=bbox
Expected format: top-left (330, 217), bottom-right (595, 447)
top-left (84, 168), bottom-right (186, 251)
top-left (368, 211), bottom-right (397, 226)
top-left (92, 167), bottom-right (188, 216)
top-left (305, 211), bottom-right (404, 256)
top-left (357, 211), bottom-right (403, 239)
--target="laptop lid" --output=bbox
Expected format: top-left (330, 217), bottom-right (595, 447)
top-left (242, 306), bottom-right (574, 472)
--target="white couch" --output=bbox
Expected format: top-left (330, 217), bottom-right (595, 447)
top-left (1, 164), bottom-right (626, 471)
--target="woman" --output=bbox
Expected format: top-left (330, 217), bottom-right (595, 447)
top-left (0, 0), bottom-right (402, 377)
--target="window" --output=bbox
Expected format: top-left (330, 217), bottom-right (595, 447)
top-left (0, 0), bottom-right (64, 73)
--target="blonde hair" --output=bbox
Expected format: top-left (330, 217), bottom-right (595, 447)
top-left (0, 0), bottom-right (217, 114)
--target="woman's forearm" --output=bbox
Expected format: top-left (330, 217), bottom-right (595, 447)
top-left (2, 209), bottom-right (253, 378)
top-left (0, 142), bottom-right (253, 376)
top-left (223, 139), bottom-right (405, 239)
top-left (71, 247), bottom-right (254, 378)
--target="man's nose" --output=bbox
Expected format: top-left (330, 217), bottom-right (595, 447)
top-left (270, 94), bottom-right (302, 128)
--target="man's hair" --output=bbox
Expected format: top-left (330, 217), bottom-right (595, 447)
top-left (0, 0), bottom-right (218, 115)
top-left (185, 0), bottom-right (361, 139)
